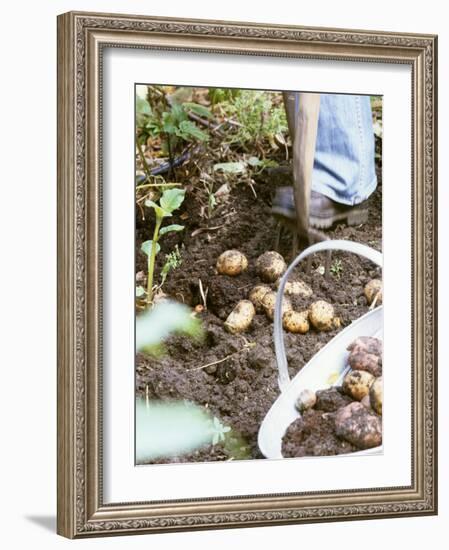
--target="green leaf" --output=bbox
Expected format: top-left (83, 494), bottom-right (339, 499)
top-left (176, 120), bottom-right (209, 142)
top-left (136, 96), bottom-right (151, 116)
top-left (213, 161), bottom-right (247, 174)
top-left (141, 240), bottom-right (161, 257)
top-left (182, 102), bottom-right (213, 119)
top-left (136, 300), bottom-right (203, 352)
top-left (159, 224), bottom-right (185, 236)
top-left (136, 285), bottom-right (146, 297)
top-left (159, 188), bottom-right (186, 213)
top-left (144, 199), bottom-right (171, 219)
top-left (247, 156), bottom-right (261, 167)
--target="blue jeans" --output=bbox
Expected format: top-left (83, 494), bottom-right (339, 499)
top-left (294, 94), bottom-right (377, 206)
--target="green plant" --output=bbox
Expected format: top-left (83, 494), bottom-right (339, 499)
top-left (209, 417), bottom-right (231, 446)
top-left (141, 188), bottom-right (186, 305)
top-left (160, 245), bottom-right (183, 287)
top-left (218, 90), bottom-right (288, 150)
top-left (330, 259), bottom-right (344, 279)
top-left (136, 88), bottom-right (210, 155)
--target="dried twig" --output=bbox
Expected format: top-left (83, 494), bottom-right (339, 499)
top-left (188, 341), bottom-right (255, 372)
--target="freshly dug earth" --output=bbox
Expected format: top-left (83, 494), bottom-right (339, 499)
top-left (136, 165), bottom-right (382, 463)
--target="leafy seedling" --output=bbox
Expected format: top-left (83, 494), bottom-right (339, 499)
top-left (330, 258), bottom-right (343, 279)
top-left (142, 188), bottom-right (186, 305)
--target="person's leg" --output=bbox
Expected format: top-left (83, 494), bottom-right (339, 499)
top-left (312, 94), bottom-right (377, 206)
top-left (273, 93), bottom-right (377, 229)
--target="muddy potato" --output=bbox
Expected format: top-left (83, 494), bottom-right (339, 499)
top-left (348, 350), bottom-right (382, 377)
top-left (343, 369), bottom-right (375, 401)
top-left (308, 300), bottom-right (335, 331)
top-left (283, 310), bottom-right (310, 334)
top-left (364, 279), bottom-right (383, 305)
top-left (216, 249), bottom-right (248, 276)
top-left (295, 389), bottom-right (317, 413)
top-left (334, 402), bottom-right (382, 449)
top-left (370, 376), bottom-right (383, 415)
top-left (361, 394), bottom-right (372, 410)
top-left (224, 300), bottom-right (255, 334)
top-left (347, 336), bottom-right (382, 357)
top-left (261, 291), bottom-right (292, 320)
top-left (276, 279), bottom-right (313, 298)
top-left (248, 284), bottom-right (271, 312)
top-left (256, 251), bottom-right (286, 283)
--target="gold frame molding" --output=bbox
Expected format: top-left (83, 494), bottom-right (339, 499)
top-left (57, 11), bottom-right (438, 538)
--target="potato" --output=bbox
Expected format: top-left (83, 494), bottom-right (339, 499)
top-left (334, 402), bottom-right (382, 449)
top-left (347, 336), bottom-right (382, 357)
top-left (248, 284), bottom-right (271, 312)
top-left (308, 300), bottom-right (335, 331)
top-left (216, 250), bottom-right (248, 276)
top-left (283, 310), bottom-right (310, 334)
top-left (295, 389), bottom-right (317, 412)
top-left (261, 291), bottom-right (292, 320)
top-left (364, 279), bottom-right (382, 305)
top-left (348, 350), bottom-right (382, 377)
top-left (342, 370), bottom-right (375, 401)
top-left (361, 394), bottom-right (372, 410)
top-left (276, 279), bottom-right (313, 298)
top-left (224, 300), bottom-right (255, 334)
top-left (256, 251), bottom-right (286, 283)
top-left (370, 376), bottom-right (383, 415)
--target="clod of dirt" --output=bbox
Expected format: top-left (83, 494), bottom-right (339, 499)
top-left (308, 300), bottom-right (335, 331)
top-left (256, 251), bottom-right (286, 283)
top-left (364, 279), bottom-right (382, 305)
top-left (342, 369), bottom-right (375, 401)
top-left (348, 350), bottom-right (382, 377)
top-left (295, 389), bottom-right (317, 412)
top-left (314, 387), bottom-right (352, 412)
top-left (334, 402), bottom-right (382, 449)
top-left (370, 376), bottom-right (383, 415)
top-left (224, 300), bottom-right (255, 334)
top-left (248, 284), bottom-right (272, 312)
top-left (261, 291), bottom-right (292, 320)
top-left (247, 344), bottom-right (276, 371)
top-left (282, 410), bottom-right (356, 457)
top-left (216, 249), bottom-right (248, 276)
top-left (216, 362), bottom-right (237, 384)
top-left (277, 279), bottom-right (313, 298)
top-left (283, 310), bottom-right (310, 334)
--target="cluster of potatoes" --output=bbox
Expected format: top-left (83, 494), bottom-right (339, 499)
top-left (294, 336), bottom-right (383, 450)
top-left (216, 249), bottom-right (344, 335)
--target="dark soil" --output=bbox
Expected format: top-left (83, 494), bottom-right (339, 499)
top-left (136, 163), bottom-right (382, 464)
top-left (282, 387), bottom-right (356, 458)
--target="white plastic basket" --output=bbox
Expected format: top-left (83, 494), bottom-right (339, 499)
top-left (258, 240), bottom-right (383, 459)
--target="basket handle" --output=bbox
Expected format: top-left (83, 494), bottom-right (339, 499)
top-left (274, 240), bottom-right (382, 392)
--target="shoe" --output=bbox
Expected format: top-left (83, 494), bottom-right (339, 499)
top-left (271, 187), bottom-right (369, 229)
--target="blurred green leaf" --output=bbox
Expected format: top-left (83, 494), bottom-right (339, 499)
top-left (159, 224), bottom-right (185, 236)
top-left (159, 188), bottom-right (186, 213)
top-left (136, 285), bottom-right (146, 297)
top-left (145, 199), bottom-right (171, 219)
top-left (176, 120), bottom-right (209, 142)
top-left (182, 102), bottom-right (213, 119)
top-left (136, 300), bottom-right (203, 352)
top-left (213, 161), bottom-right (247, 174)
top-left (141, 240), bottom-right (161, 257)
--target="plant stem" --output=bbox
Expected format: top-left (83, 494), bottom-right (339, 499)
top-left (146, 215), bottom-right (162, 306)
top-left (136, 182), bottom-right (181, 190)
top-left (136, 139), bottom-right (153, 182)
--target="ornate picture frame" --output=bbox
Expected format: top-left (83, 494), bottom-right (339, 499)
top-left (57, 11), bottom-right (437, 538)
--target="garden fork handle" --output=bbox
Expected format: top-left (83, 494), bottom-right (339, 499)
top-left (292, 93), bottom-right (321, 239)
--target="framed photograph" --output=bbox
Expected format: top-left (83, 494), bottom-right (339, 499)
top-left (57, 11), bottom-right (438, 538)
